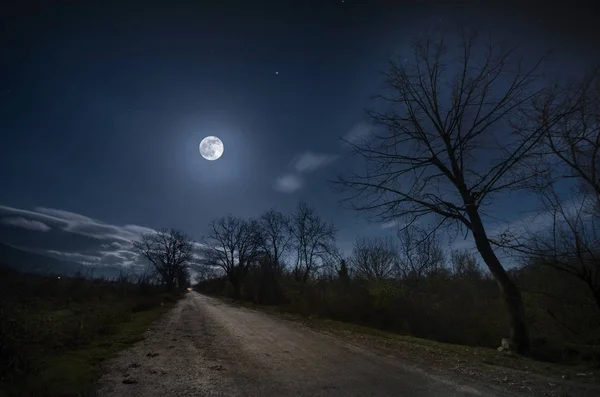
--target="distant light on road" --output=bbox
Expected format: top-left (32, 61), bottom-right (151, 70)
top-left (187, 288), bottom-right (192, 291)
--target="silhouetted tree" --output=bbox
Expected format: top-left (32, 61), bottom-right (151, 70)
top-left (199, 215), bottom-right (262, 299)
top-left (396, 226), bottom-right (445, 285)
top-left (450, 249), bottom-right (482, 280)
top-left (133, 228), bottom-right (194, 292)
top-left (505, 66), bottom-right (600, 311)
top-left (351, 237), bottom-right (397, 281)
top-left (335, 28), bottom-right (563, 354)
top-left (258, 209), bottom-right (292, 266)
top-left (289, 202), bottom-right (337, 286)
top-left (337, 258), bottom-right (350, 292)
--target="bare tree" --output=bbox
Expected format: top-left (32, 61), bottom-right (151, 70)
top-left (132, 228), bottom-right (194, 292)
top-left (258, 209), bottom-right (292, 267)
top-left (351, 236), bottom-right (397, 281)
top-left (194, 264), bottom-right (221, 284)
top-left (450, 248), bottom-right (482, 280)
top-left (289, 202), bottom-right (337, 285)
top-left (199, 215), bottom-right (262, 299)
top-left (396, 226), bottom-right (445, 284)
top-left (500, 66), bottom-right (600, 310)
top-left (537, 192), bottom-right (600, 310)
top-left (529, 65), bottom-right (600, 204)
top-left (334, 28), bottom-right (562, 354)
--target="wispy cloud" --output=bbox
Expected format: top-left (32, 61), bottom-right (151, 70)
top-left (274, 151), bottom-right (337, 194)
top-left (343, 122), bottom-right (372, 144)
top-left (46, 250), bottom-right (102, 264)
top-left (274, 174), bottom-right (303, 194)
top-left (0, 205), bottom-right (155, 243)
top-left (1, 216), bottom-right (51, 232)
top-left (292, 152), bottom-right (338, 173)
top-left (0, 204), bottom-right (161, 269)
top-left (272, 121), bottom-right (372, 194)
top-left (380, 219), bottom-right (400, 229)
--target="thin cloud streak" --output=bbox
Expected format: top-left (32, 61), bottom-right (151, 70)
top-left (343, 121), bottom-right (372, 144)
top-left (274, 174), bottom-right (303, 194)
top-left (292, 152), bottom-right (338, 173)
top-left (1, 216), bottom-right (52, 232)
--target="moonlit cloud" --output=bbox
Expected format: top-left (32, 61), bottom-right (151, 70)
top-left (380, 220), bottom-right (400, 229)
top-left (1, 216), bottom-right (52, 232)
top-left (35, 208), bottom-right (95, 223)
top-left (292, 152), bottom-right (338, 173)
top-left (0, 204), bottom-right (160, 269)
top-left (0, 205), bottom-right (156, 243)
top-left (273, 151), bottom-right (338, 194)
top-left (46, 250), bottom-right (102, 264)
top-left (274, 174), bottom-right (303, 193)
top-left (343, 121), bottom-right (372, 144)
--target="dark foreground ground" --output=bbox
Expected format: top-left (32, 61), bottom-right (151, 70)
top-left (96, 292), bottom-right (600, 397)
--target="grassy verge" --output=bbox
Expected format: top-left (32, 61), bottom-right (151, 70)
top-left (0, 267), bottom-right (181, 397)
top-left (217, 295), bottom-right (599, 382)
top-left (307, 318), bottom-right (598, 380)
top-left (8, 302), bottom-right (174, 397)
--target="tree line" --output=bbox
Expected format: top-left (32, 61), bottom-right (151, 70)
top-left (133, 28), bottom-right (600, 360)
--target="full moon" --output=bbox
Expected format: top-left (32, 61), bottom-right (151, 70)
top-left (199, 136), bottom-right (224, 161)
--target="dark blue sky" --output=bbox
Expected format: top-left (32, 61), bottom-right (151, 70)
top-left (1, 1), bottom-right (598, 267)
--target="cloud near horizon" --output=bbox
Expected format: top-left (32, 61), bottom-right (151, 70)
top-left (0, 204), bottom-right (159, 269)
top-left (1, 216), bottom-right (52, 232)
top-left (0, 204), bottom-right (208, 272)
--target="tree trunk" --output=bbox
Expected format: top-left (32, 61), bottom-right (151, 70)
top-left (230, 278), bottom-right (241, 300)
top-left (165, 278), bottom-right (174, 292)
top-left (468, 208), bottom-right (531, 355)
top-left (589, 283), bottom-right (600, 314)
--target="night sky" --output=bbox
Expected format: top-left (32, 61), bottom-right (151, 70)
top-left (1, 1), bottom-right (598, 268)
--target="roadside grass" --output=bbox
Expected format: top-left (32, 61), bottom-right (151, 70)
top-left (19, 303), bottom-right (173, 397)
top-left (307, 318), bottom-right (599, 381)
top-left (216, 295), bottom-right (600, 382)
top-left (0, 267), bottom-right (180, 397)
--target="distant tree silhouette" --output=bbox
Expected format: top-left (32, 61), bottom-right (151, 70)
top-left (199, 215), bottom-right (262, 299)
top-left (395, 226), bottom-right (445, 285)
top-left (351, 236), bottom-right (397, 282)
top-left (132, 228), bottom-right (194, 292)
top-left (289, 202), bottom-right (337, 286)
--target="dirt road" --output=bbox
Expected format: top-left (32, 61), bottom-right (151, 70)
top-left (94, 292), bottom-right (580, 396)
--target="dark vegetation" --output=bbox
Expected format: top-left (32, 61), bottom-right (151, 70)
top-left (0, 262), bottom-right (186, 397)
top-left (197, 28), bottom-right (600, 369)
top-left (195, 205), bottom-right (600, 368)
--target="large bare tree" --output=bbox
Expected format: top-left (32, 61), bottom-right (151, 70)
top-left (133, 228), bottom-right (194, 291)
top-left (199, 215), bottom-right (262, 299)
top-left (335, 29), bottom-right (562, 354)
top-left (289, 202), bottom-right (337, 285)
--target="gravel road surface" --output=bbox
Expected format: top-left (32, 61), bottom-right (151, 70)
top-left (95, 292), bottom-right (594, 397)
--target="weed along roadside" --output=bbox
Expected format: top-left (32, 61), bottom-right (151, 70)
top-left (0, 267), bottom-right (182, 397)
